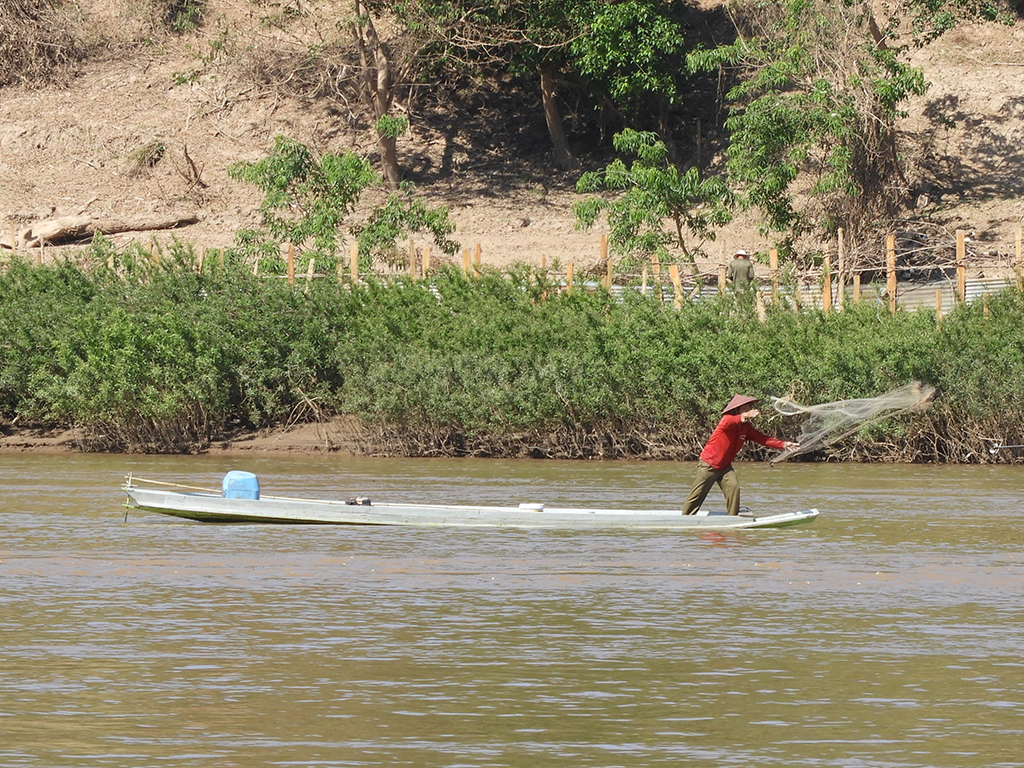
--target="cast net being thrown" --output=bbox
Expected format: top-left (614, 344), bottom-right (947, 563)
top-left (770, 381), bottom-right (936, 463)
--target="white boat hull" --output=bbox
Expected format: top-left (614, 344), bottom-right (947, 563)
top-left (122, 484), bottom-right (819, 530)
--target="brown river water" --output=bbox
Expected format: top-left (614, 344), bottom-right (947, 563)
top-left (2, 453), bottom-right (1023, 768)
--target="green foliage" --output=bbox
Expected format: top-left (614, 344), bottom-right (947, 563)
top-left (158, 0), bottom-right (206, 34)
top-left (3, 249), bottom-right (1023, 460)
top-left (227, 135), bottom-right (378, 268)
top-left (227, 136), bottom-right (462, 274)
top-left (354, 183), bottom-right (461, 262)
top-left (574, 129), bottom-right (732, 263)
top-left (570, 1), bottom-right (687, 106)
top-left (687, 2), bottom-right (928, 242)
top-left (903, 0), bottom-right (1016, 42)
top-left (375, 114), bottom-right (409, 140)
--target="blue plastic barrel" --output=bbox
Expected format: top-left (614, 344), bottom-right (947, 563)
top-left (222, 470), bottom-right (260, 500)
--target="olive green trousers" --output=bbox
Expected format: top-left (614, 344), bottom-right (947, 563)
top-left (682, 460), bottom-right (741, 516)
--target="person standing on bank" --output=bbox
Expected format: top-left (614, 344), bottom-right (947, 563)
top-left (726, 249), bottom-right (756, 288)
top-left (683, 395), bottom-right (799, 516)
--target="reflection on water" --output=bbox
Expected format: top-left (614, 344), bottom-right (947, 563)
top-left (2, 454), bottom-right (1023, 767)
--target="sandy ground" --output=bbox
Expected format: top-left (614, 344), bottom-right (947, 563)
top-left (0, 419), bottom-right (366, 455)
top-left (2, 6), bottom-right (1022, 274)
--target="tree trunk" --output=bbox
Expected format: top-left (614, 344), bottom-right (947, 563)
top-left (540, 66), bottom-right (579, 171)
top-left (353, 0), bottom-right (401, 190)
top-left (14, 215), bottom-right (200, 248)
top-left (378, 133), bottom-right (400, 189)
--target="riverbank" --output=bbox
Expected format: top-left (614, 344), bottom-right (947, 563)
top-left (0, 419), bottom-right (367, 455)
top-left (2, 255), bottom-right (1022, 463)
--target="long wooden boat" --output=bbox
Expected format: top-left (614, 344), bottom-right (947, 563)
top-left (122, 476), bottom-right (819, 530)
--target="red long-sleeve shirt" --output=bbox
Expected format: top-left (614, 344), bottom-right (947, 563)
top-left (699, 413), bottom-right (786, 470)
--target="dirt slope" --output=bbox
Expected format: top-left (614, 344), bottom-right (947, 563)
top-left (0, 3), bottom-right (1022, 272)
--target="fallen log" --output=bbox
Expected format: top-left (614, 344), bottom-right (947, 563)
top-left (10, 215), bottom-right (201, 249)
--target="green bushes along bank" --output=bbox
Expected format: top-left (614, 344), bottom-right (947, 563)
top-left (1, 245), bottom-right (1021, 461)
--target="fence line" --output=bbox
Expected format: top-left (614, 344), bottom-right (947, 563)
top-left (4, 223), bottom-right (1022, 315)
top-left (331, 225), bottom-right (1023, 312)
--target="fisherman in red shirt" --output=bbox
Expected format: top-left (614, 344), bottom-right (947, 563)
top-left (683, 394), bottom-right (799, 516)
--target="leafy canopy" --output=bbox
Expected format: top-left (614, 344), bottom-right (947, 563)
top-left (355, 182), bottom-right (461, 261)
top-left (227, 135), bottom-right (377, 263)
top-left (687, 1), bottom-right (927, 243)
top-left (571, 0), bottom-right (688, 107)
top-left (228, 135), bottom-right (460, 271)
top-left (574, 129), bottom-right (732, 263)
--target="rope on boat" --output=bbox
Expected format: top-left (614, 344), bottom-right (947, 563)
top-left (124, 474), bottom-right (368, 506)
top-left (124, 475), bottom-right (220, 493)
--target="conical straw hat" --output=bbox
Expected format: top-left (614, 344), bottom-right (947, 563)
top-left (722, 394), bottom-right (759, 414)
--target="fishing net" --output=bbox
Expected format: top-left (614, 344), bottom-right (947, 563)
top-left (769, 381), bottom-right (936, 463)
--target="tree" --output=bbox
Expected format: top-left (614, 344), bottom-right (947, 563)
top-left (228, 135), bottom-right (460, 270)
top-left (687, 1), bottom-right (927, 244)
top-left (899, 0), bottom-right (1021, 43)
top-left (569, 0), bottom-right (691, 162)
top-left (354, 182), bottom-right (461, 263)
top-left (271, 1), bottom-right (698, 178)
top-left (352, 0), bottom-right (411, 189)
top-left (405, 0), bottom-right (594, 170)
top-left (227, 135), bottom-right (377, 266)
top-left (573, 129), bottom-right (733, 267)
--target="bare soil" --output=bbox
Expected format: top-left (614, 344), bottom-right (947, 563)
top-left (0, 417), bottom-right (370, 455)
top-left (2, 4), bottom-right (1021, 273)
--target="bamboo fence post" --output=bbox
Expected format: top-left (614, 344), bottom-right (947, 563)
top-left (769, 248), bottom-right (779, 305)
top-left (304, 257), bottom-right (315, 294)
top-left (956, 229), bottom-right (966, 302)
top-left (423, 247), bottom-right (431, 276)
top-left (821, 257), bottom-right (832, 314)
top-left (755, 289), bottom-right (766, 322)
top-left (1016, 225), bottom-right (1022, 291)
top-left (652, 253), bottom-right (663, 302)
top-left (408, 238), bottom-right (416, 279)
top-left (935, 290), bottom-right (943, 326)
top-left (219, 248), bottom-right (225, 268)
top-left (718, 264), bottom-right (727, 294)
top-left (474, 243), bottom-right (481, 277)
top-left (984, 294), bottom-right (990, 320)
top-left (150, 241), bottom-right (157, 264)
top-left (605, 258), bottom-right (614, 290)
top-left (601, 234), bottom-right (609, 288)
top-left (462, 248), bottom-right (471, 275)
top-left (641, 263), bottom-right (648, 296)
top-left (349, 241), bottom-right (359, 283)
top-left (197, 247), bottom-right (205, 274)
top-left (853, 274), bottom-right (861, 304)
top-left (336, 260), bottom-right (344, 284)
top-left (886, 233), bottom-right (897, 314)
top-left (836, 227), bottom-right (845, 311)
top-left (669, 264), bottom-right (683, 309)
top-left (566, 262), bottom-right (574, 293)
top-left (287, 242), bottom-right (295, 286)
